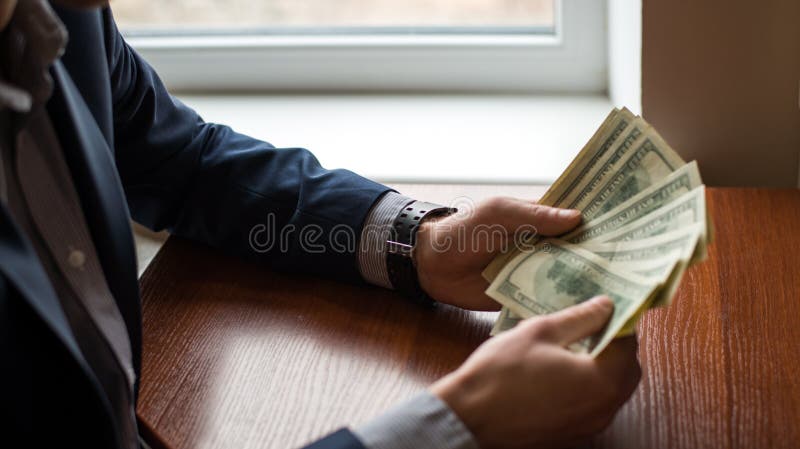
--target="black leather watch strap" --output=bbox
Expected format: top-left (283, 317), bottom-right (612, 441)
top-left (386, 201), bottom-right (455, 306)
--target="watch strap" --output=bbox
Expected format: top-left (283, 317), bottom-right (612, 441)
top-left (386, 201), bottom-right (455, 305)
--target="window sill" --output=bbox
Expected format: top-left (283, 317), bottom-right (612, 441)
top-left (177, 93), bottom-right (613, 184)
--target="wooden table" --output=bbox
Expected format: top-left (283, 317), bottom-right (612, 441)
top-left (137, 186), bottom-right (800, 449)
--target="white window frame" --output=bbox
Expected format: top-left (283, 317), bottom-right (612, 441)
top-left (125, 0), bottom-right (606, 93)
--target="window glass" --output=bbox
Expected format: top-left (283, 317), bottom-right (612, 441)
top-left (113, 0), bottom-right (555, 34)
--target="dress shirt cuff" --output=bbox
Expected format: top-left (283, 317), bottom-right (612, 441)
top-left (353, 392), bottom-right (480, 449)
top-left (357, 191), bottom-right (415, 289)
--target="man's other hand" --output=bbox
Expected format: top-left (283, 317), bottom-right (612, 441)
top-left (414, 197), bottom-right (581, 311)
top-left (430, 296), bottom-right (641, 448)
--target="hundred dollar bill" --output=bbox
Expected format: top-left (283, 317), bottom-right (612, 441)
top-left (538, 108), bottom-right (636, 209)
top-left (612, 257), bottom-right (681, 279)
top-left (596, 186), bottom-right (707, 249)
top-left (488, 226), bottom-right (702, 337)
top-left (482, 109), bottom-right (635, 282)
top-left (612, 251), bottom-right (689, 336)
top-left (602, 255), bottom-right (682, 337)
top-left (570, 224), bottom-right (703, 337)
top-left (485, 117), bottom-right (685, 334)
top-left (485, 239), bottom-right (661, 356)
top-left (489, 308), bottom-right (523, 336)
top-left (564, 128), bottom-right (687, 220)
top-left (586, 224), bottom-right (703, 305)
top-left (490, 260), bottom-right (684, 337)
top-left (562, 161), bottom-right (702, 244)
top-left (483, 122), bottom-right (684, 282)
top-left (489, 236), bottom-right (698, 338)
top-left (582, 224), bottom-right (703, 267)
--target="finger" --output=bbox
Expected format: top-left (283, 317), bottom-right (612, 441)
top-left (528, 296), bottom-right (615, 346)
top-left (475, 197), bottom-right (581, 237)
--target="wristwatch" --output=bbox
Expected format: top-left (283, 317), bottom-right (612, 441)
top-left (386, 201), bottom-right (456, 306)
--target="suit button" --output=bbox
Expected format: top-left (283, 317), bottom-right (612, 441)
top-left (68, 249), bottom-right (86, 268)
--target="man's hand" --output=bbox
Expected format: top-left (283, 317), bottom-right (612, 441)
top-left (431, 296), bottom-right (641, 449)
top-left (414, 197), bottom-right (581, 310)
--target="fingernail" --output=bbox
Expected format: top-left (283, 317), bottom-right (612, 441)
top-left (557, 209), bottom-right (581, 220)
top-left (591, 295), bottom-right (613, 309)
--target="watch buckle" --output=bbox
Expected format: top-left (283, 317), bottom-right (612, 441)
top-left (386, 240), bottom-right (414, 258)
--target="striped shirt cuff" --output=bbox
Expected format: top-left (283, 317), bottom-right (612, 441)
top-left (354, 392), bottom-right (480, 449)
top-left (357, 191), bottom-right (414, 288)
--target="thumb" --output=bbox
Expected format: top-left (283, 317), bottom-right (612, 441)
top-left (476, 198), bottom-right (582, 237)
top-left (537, 296), bottom-right (614, 346)
top-left (526, 203), bottom-right (582, 236)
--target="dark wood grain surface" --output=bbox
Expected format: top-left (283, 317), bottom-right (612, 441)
top-left (137, 187), bottom-right (800, 449)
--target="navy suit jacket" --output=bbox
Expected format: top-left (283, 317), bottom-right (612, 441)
top-left (0, 5), bottom-right (390, 448)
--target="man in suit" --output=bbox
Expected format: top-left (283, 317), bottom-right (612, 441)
top-left (0, 1), bottom-right (640, 448)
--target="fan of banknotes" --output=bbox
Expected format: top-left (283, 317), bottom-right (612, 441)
top-left (481, 107), bottom-right (712, 357)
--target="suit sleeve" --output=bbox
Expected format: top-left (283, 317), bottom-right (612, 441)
top-left (302, 429), bottom-right (367, 449)
top-left (101, 10), bottom-right (392, 281)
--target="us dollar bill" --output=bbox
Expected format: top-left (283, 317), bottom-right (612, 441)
top-left (489, 228), bottom-right (701, 339)
top-left (538, 108), bottom-right (636, 208)
top-left (596, 186), bottom-right (707, 249)
top-left (482, 109), bottom-right (634, 282)
top-left (582, 224), bottom-right (703, 267)
top-left (482, 122), bottom-right (685, 282)
top-left (611, 252), bottom-right (688, 336)
top-left (485, 122), bottom-right (687, 335)
top-left (562, 161), bottom-right (702, 244)
top-left (483, 109), bottom-right (710, 344)
top-left (489, 308), bottom-right (523, 336)
top-left (487, 188), bottom-right (707, 338)
top-left (485, 239), bottom-right (660, 356)
top-left (585, 223), bottom-right (703, 306)
top-left (564, 127), bottom-right (687, 220)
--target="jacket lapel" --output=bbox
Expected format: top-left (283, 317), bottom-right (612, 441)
top-left (0, 202), bottom-right (88, 370)
top-left (46, 61), bottom-right (143, 384)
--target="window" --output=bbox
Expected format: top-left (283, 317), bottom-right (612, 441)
top-left (116, 0), bottom-right (606, 93)
top-left (114, 0), bottom-right (556, 30)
